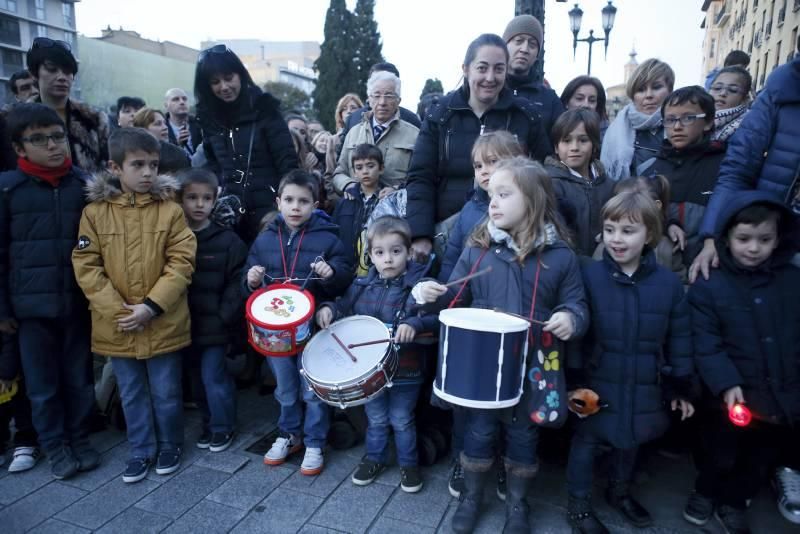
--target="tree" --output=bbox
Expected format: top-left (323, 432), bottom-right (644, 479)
top-left (420, 78), bottom-right (444, 99)
top-left (352, 0), bottom-right (384, 94)
top-left (263, 81), bottom-right (313, 117)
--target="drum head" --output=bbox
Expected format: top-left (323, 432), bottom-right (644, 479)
top-left (302, 316), bottom-right (391, 383)
top-left (250, 287), bottom-right (312, 326)
top-left (439, 308), bottom-right (529, 334)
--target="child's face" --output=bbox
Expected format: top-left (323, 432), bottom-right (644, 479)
top-left (352, 157), bottom-right (382, 192)
top-left (663, 101), bottom-right (713, 150)
top-left (603, 216), bottom-right (649, 273)
top-left (709, 72), bottom-right (747, 111)
top-left (369, 232), bottom-right (409, 279)
top-left (473, 151), bottom-right (500, 191)
top-left (118, 105), bottom-right (140, 128)
top-left (556, 122), bottom-right (593, 173)
top-left (276, 183), bottom-right (317, 230)
top-left (727, 218), bottom-right (779, 269)
top-left (111, 150), bottom-right (160, 194)
top-left (13, 124), bottom-right (68, 168)
top-left (488, 169), bottom-right (527, 232)
top-left (181, 182), bottom-right (216, 229)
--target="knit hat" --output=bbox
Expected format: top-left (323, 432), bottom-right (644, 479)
top-left (503, 14), bottom-right (544, 47)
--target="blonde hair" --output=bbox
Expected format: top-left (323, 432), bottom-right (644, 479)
top-left (471, 130), bottom-right (525, 166)
top-left (312, 131), bottom-right (337, 177)
top-left (626, 58), bottom-right (675, 100)
top-left (335, 93), bottom-right (363, 131)
top-left (601, 191), bottom-right (663, 247)
top-left (132, 107), bottom-right (165, 129)
top-left (468, 156), bottom-right (571, 261)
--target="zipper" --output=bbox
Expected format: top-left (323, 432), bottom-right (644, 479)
top-left (129, 192), bottom-right (135, 207)
top-left (444, 128), bottom-right (452, 162)
top-left (54, 188), bottom-right (63, 316)
top-left (374, 281), bottom-right (389, 320)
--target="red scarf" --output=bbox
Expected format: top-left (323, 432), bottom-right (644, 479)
top-left (17, 157), bottom-right (73, 187)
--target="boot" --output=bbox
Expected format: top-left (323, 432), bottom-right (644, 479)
top-left (452, 454), bottom-right (493, 534)
top-left (567, 495), bottom-right (610, 534)
top-left (502, 460), bottom-right (537, 534)
top-left (605, 480), bottom-right (653, 528)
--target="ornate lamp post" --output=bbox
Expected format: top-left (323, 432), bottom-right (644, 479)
top-left (569, 1), bottom-right (617, 75)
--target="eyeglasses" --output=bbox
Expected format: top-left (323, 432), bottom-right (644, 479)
top-left (709, 84), bottom-right (743, 95)
top-left (369, 93), bottom-right (399, 102)
top-left (663, 113), bottom-right (707, 128)
top-left (32, 37), bottom-right (71, 53)
top-left (21, 132), bottom-right (67, 146)
top-left (198, 44), bottom-right (231, 61)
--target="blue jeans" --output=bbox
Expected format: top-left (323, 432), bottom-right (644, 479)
top-left (186, 345), bottom-right (236, 434)
top-left (111, 352), bottom-right (183, 459)
top-left (462, 408), bottom-right (538, 466)
top-left (364, 384), bottom-right (420, 467)
top-left (266, 355), bottom-right (329, 449)
top-left (18, 317), bottom-right (94, 454)
top-left (567, 429), bottom-right (639, 498)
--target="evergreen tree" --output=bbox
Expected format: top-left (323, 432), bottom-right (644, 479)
top-left (420, 78), bottom-right (444, 99)
top-left (264, 81), bottom-right (313, 117)
top-left (352, 0), bottom-right (384, 95)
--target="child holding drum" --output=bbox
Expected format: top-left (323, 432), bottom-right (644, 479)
top-left (417, 157), bottom-right (588, 534)
top-left (316, 216), bottom-right (438, 493)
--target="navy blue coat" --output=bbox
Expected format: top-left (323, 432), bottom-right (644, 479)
top-left (438, 187), bottom-right (488, 282)
top-left (575, 249), bottom-right (693, 449)
top-left (0, 167), bottom-right (88, 320)
top-left (505, 69), bottom-right (565, 137)
top-left (689, 191), bottom-right (800, 424)
top-left (700, 57), bottom-right (800, 238)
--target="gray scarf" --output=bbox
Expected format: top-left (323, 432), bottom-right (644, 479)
top-left (600, 102), bottom-right (663, 181)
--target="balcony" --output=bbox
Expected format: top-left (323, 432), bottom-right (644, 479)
top-left (765, 21), bottom-right (772, 39)
top-left (778, 7), bottom-right (786, 26)
top-left (715, 4), bottom-right (730, 26)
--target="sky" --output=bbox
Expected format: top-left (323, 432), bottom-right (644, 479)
top-left (75, 0), bottom-right (707, 110)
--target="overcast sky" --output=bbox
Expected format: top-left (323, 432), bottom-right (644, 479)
top-left (75, 0), bottom-right (707, 111)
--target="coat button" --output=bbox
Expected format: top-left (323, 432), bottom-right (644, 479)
top-left (765, 336), bottom-right (773, 343)
top-left (754, 297), bottom-right (763, 304)
top-left (495, 249), bottom-right (501, 254)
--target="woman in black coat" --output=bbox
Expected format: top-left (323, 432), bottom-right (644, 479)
top-left (194, 45), bottom-right (299, 242)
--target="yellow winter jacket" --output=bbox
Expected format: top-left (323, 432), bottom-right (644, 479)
top-left (72, 173), bottom-right (196, 358)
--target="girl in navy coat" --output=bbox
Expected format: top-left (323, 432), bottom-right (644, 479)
top-left (566, 191), bottom-right (695, 534)
top-left (418, 157), bottom-right (588, 534)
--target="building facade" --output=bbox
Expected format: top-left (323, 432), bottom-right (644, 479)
top-left (605, 47), bottom-right (638, 120)
top-left (701, 0), bottom-right (800, 91)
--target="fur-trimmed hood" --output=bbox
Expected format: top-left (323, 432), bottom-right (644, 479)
top-left (84, 172), bottom-right (180, 204)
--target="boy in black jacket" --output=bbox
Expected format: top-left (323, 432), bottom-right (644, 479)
top-left (179, 169), bottom-right (248, 453)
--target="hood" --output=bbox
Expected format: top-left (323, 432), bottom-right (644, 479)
top-left (268, 210), bottom-right (339, 234)
top-left (602, 245), bottom-right (658, 282)
top-left (544, 156), bottom-right (608, 186)
top-left (84, 172), bottom-right (179, 204)
top-left (772, 57), bottom-right (800, 105)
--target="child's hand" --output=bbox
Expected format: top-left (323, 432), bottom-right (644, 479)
top-left (667, 224), bottom-right (686, 252)
top-left (247, 265), bottom-right (265, 289)
top-left (343, 182), bottom-right (359, 201)
top-left (544, 311), bottom-right (575, 341)
top-left (394, 324), bottom-right (417, 344)
top-left (378, 186), bottom-right (394, 200)
top-left (312, 259), bottom-right (334, 280)
top-left (316, 307), bottom-right (333, 329)
top-left (0, 318), bottom-right (18, 334)
top-left (117, 303), bottom-right (155, 332)
top-left (670, 399), bottom-right (695, 420)
top-left (414, 281), bottom-right (447, 304)
top-left (722, 386), bottom-right (745, 411)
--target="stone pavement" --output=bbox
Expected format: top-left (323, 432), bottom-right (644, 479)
top-left (1, 386), bottom-right (799, 534)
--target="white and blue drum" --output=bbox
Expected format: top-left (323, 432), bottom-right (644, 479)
top-left (434, 308), bottom-right (530, 409)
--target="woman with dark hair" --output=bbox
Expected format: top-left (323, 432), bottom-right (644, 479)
top-left (194, 45), bottom-right (298, 241)
top-left (560, 75), bottom-right (609, 136)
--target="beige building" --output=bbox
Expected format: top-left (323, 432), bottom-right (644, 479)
top-left (701, 0), bottom-right (800, 91)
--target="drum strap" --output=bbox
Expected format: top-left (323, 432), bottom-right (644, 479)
top-left (528, 259), bottom-right (542, 322)
top-left (448, 248), bottom-right (489, 308)
top-left (277, 226), bottom-right (307, 280)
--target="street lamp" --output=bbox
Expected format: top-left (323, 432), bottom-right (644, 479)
top-left (569, 0), bottom-right (617, 75)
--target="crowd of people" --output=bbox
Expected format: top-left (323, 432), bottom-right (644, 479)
top-left (0, 14), bottom-right (798, 534)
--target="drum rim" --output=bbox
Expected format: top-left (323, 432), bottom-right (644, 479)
top-left (246, 283), bottom-right (315, 329)
top-left (439, 308), bottom-right (529, 333)
top-left (432, 383), bottom-right (521, 409)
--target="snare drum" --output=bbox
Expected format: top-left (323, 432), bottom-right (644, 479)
top-left (246, 284), bottom-right (315, 357)
top-left (300, 315), bottom-right (397, 408)
top-left (434, 308), bottom-right (529, 409)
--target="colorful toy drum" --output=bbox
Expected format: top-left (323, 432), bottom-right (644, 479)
top-left (246, 284), bottom-right (315, 357)
top-left (434, 308), bottom-right (529, 409)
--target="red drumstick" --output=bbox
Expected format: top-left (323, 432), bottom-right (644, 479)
top-left (444, 266), bottom-right (493, 288)
top-left (331, 331), bottom-right (358, 363)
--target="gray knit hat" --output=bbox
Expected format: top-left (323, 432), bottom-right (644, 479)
top-left (503, 14), bottom-right (544, 47)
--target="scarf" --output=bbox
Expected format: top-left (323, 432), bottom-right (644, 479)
top-left (600, 102), bottom-right (663, 181)
top-left (17, 156), bottom-right (72, 187)
top-left (487, 220), bottom-right (558, 255)
top-left (712, 103), bottom-right (749, 142)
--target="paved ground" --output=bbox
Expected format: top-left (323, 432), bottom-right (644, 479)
top-left (1, 386), bottom-right (799, 534)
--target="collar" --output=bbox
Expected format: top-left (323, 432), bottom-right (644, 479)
top-left (371, 111), bottom-right (400, 129)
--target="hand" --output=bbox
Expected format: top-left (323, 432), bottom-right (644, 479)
top-left (0, 318), bottom-right (18, 334)
top-left (544, 311), bottom-right (575, 341)
top-left (247, 265), bottom-right (266, 289)
top-left (378, 186), bottom-right (394, 200)
top-left (670, 399), bottom-right (695, 420)
top-left (177, 126), bottom-right (190, 146)
top-left (394, 324), bottom-right (417, 344)
top-left (410, 238), bottom-right (433, 264)
top-left (117, 303), bottom-right (155, 332)
top-left (689, 239), bottom-right (719, 283)
top-left (316, 307), bottom-right (333, 329)
top-left (416, 280), bottom-right (447, 303)
top-left (667, 224), bottom-right (686, 252)
top-left (343, 182), bottom-right (359, 201)
top-left (312, 259), bottom-right (334, 280)
top-left (723, 386), bottom-right (745, 411)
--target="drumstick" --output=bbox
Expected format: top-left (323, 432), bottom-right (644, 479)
top-left (444, 266), bottom-right (493, 288)
top-left (492, 308), bottom-right (547, 326)
top-left (347, 332), bottom-right (435, 349)
top-left (331, 331), bottom-right (358, 363)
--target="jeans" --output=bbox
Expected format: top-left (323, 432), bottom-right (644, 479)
top-left (462, 408), bottom-right (538, 465)
top-left (567, 429), bottom-right (639, 499)
top-left (451, 407), bottom-right (466, 460)
top-left (364, 384), bottom-right (420, 467)
top-left (266, 355), bottom-right (329, 449)
top-left (186, 345), bottom-right (236, 434)
top-left (18, 317), bottom-right (94, 453)
top-left (111, 352), bottom-right (183, 459)
top-left (0, 376), bottom-right (38, 449)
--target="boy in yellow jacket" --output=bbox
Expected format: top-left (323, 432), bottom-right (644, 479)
top-left (73, 128), bottom-right (196, 483)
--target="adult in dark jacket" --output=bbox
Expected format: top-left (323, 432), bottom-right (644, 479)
top-left (194, 45), bottom-right (299, 242)
top-left (164, 88), bottom-right (203, 155)
top-left (405, 34), bottom-right (551, 257)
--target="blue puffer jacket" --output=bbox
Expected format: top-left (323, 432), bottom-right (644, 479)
top-left (689, 191), bottom-right (800, 424)
top-left (575, 249), bottom-right (693, 449)
top-left (438, 187), bottom-right (488, 282)
top-left (700, 57), bottom-right (800, 238)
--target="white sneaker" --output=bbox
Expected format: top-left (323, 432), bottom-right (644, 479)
top-left (8, 446), bottom-right (40, 473)
top-left (300, 447), bottom-right (324, 476)
top-left (775, 466), bottom-right (800, 524)
top-left (263, 433), bottom-right (302, 466)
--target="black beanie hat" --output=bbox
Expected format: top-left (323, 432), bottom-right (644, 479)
top-left (26, 40), bottom-right (78, 77)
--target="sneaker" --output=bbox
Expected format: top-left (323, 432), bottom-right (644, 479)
top-left (209, 432), bottom-right (235, 453)
top-left (122, 457), bottom-right (151, 483)
top-left (300, 447), bottom-right (324, 476)
top-left (400, 466), bottom-right (423, 493)
top-left (774, 466), bottom-right (800, 524)
top-left (448, 458), bottom-right (465, 498)
top-left (684, 491), bottom-right (714, 526)
top-left (8, 446), bottom-right (40, 473)
top-left (352, 459), bottom-right (384, 486)
top-left (196, 429), bottom-right (212, 449)
top-left (496, 465), bottom-right (507, 501)
top-left (49, 446), bottom-right (79, 480)
top-left (155, 449), bottom-right (181, 475)
top-left (264, 433), bottom-right (302, 466)
top-left (715, 504), bottom-right (751, 534)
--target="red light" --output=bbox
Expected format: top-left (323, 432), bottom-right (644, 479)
top-left (728, 403), bottom-right (752, 427)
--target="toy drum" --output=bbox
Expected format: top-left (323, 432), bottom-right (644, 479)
top-left (246, 284), bottom-right (315, 357)
top-left (300, 315), bottom-right (397, 408)
top-left (434, 308), bottom-right (529, 409)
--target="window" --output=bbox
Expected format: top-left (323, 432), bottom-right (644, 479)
top-left (1, 47), bottom-right (22, 77)
top-left (0, 1), bottom-right (17, 12)
top-left (61, 1), bottom-right (73, 26)
top-left (710, 38), bottom-right (717, 58)
top-left (775, 41), bottom-right (782, 69)
top-left (30, 23), bottom-right (46, 40)
top-left (754, 59), bottom-right (760, 88)
top-left (63, 30), bottom-right (72, 45)
top-left (0, 13), bottom-right (20, 46)
top-left (32, 0), bottom-right (45, 20)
